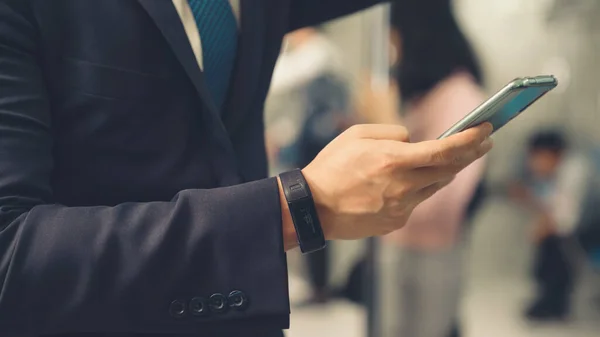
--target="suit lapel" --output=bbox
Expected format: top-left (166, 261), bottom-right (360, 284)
top-left (137, 0), bottom-right (241, 185)
top-left (221, 0), bottom-right (266, 135)
top-left (137, 0), bottom-right (221, 118)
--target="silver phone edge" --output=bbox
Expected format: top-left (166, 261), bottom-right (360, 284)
top-left (437, 76), bottom-right (557, 139)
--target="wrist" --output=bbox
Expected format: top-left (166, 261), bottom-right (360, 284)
top-left (278, 169), bottom-right (327, 253)
top-left (277, 177), bottom-right (298, 251)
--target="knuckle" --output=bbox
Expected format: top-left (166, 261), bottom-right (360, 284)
top-left (392, 179), bottom-right (416, 197)
top-left (347, 124), bottom-right (371, 137)
top-left (476, 144), bottom-right (488, 157)
top-left (427, 182), bottom-right (443, 194)
top-left (466, 148), bottom-right (482, 162)
top-left (388, 207), bottom-right (407, 223)
top-left (379, 152), bottom-right (397, 171)
top-left (439, 163), bottom-right (459, 176)
top-left (438, 177), bottom-right (454, 188)
top-left (451, 154), bottom-right (464, 166)
top-left (431, 148), bottom-right (447, 164)
top-left (398, 182), bottom-right (416, 196)
top-left (344, 124), bottom-right (363, 137)
top-left (468, 133), bottom-right (482, 147)
top-left (396, 126), bottom-right (410, 141)
top-left (449, 162), bottom-right (463, 174)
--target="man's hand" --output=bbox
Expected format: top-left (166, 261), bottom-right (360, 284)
top-left (293, 123), bottom-right (493, 241)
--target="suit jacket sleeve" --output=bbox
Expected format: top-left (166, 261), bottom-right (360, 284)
top-left (288, 0), bottom-right (385, 32)
top-left (0, 3), bottom-right (289, 336)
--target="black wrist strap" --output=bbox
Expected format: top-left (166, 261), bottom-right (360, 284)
top-left (279, 169), bottom-right (326, 254)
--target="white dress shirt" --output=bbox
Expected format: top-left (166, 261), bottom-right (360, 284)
top-left (172, 0), bottom-right (240, 71)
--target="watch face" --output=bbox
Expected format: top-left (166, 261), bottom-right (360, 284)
top-left (292, 199), bottom-right (322, 239)
top-left (291, 199), bottom-right (325, 254)
top-left (279, 170), bottom-right (326, 253)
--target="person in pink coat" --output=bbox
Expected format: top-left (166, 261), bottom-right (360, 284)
top-left (374, 1), bottom-right (488, 336)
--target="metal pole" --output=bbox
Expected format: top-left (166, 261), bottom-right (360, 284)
top-left (370, 5), bottom-right (391, 90)
top-left (365, 237), bottom-right (378, 337)
top-left (365, 5), bottom-right (390, 337)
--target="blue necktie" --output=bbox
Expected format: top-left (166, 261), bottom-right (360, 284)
top-left (188, 0), bottom-right (238, 111)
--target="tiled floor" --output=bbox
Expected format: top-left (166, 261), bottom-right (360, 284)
top-left (286, 197), bottom-right (600, 337)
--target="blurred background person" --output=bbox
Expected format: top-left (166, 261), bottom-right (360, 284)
top-left (265, 27), bottom-right (353, 306)
top-left (355, 0), bottom-right (489, 336)
top-left (509, 130), bottom-right (600, 321)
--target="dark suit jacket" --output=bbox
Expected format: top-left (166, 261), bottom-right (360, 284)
top-left (0, 0), bottom-right (384, 336)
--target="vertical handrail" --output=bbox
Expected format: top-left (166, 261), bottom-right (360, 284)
top-left (365, 5), bottom-right (390, 337)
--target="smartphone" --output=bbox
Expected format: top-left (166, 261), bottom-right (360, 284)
top-left (438, 75), bottom-right (558, 139)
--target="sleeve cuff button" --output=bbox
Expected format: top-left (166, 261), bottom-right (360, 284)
top-left (169, 299), bottom-right (187, 318)
top-left (228, 290), bottom-right (248, 311)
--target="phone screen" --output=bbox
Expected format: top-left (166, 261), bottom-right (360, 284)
top-left (486, 86), bottom-right (552, 131)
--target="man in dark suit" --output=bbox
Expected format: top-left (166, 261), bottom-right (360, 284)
top-left (0, 1), bottom-right (493, 336)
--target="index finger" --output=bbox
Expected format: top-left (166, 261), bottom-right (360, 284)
top-left (407, 123), bottom-right (493, 167)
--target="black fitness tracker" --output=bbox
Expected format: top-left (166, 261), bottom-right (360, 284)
top-left (279, 169), bottom-right (326, 254)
